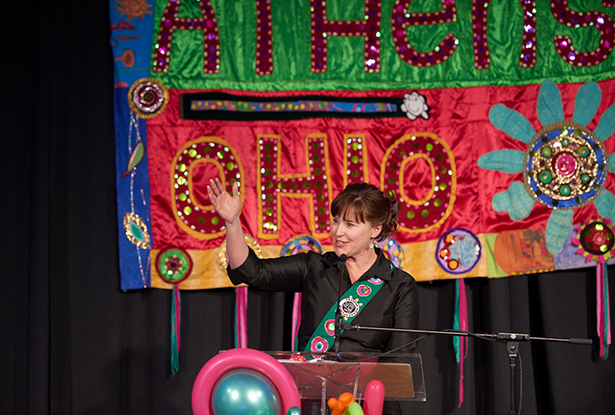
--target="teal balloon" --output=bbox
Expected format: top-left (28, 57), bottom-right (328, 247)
top-left (212, 369), bottom-right (281, 415)
top-left (286, 406), bottom-right (301, 415)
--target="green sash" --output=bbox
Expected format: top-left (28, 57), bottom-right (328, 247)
top-left (304, 276), bottom-right (385, 356)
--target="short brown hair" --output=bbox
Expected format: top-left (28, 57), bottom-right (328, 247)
top-left (331, 183), bottom-right (398, 241)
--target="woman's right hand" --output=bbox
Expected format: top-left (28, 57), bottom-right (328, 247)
top-left (207, 178), bottom-right (242, 224)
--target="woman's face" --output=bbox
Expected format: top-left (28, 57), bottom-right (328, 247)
top-left (331, 209), bottom-right (381, 260)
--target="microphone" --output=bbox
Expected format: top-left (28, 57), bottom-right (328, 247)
top-left (334, 254), bottom-right (348, 354)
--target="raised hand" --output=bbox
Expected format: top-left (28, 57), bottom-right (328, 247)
top-left (207, 178), bottom-right (241, 224)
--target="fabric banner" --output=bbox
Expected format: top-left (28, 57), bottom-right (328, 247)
top-left (111, 0), bottom-right (615, 290)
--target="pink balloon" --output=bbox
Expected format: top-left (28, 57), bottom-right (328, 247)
top-left (192, 348), bottom-right (301, 415)
top-left (363, 380), bottom-right (385, 415)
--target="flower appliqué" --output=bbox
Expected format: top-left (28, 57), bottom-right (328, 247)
top-left (478, 79), bottom-right (615, 254)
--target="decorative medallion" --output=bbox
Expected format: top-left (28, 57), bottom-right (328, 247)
top-left (524, 122), bottom-right (608, 209)
top-left (218, 234), bottom-right (263, 272)
top-left (368, 277), bottom-right (383, 285)
top-left (572, 218), bottom-right (615, 263)
top-left (436, 228), bottom-right (481, 274)
top-left (156, 247), bottom-right (193, 284)
top-left (357, 284), bottom-right (371, 297)
top-left (128, 78), bottom-right (169, 118)
top-left (324, 319), bottom-right (336, 336)
top-left (123, 212), bottom-right (150, 249)
top-left (339, 297), bottom-right (361, 318)
top-left (281, 234), bottom-right (323, 257)
top-left (310, 336), bottom-right (328, 353)
top-left (377, 237), bottom-right (405, 268)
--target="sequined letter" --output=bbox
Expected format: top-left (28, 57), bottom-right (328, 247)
top-left (171, 137), bottom-right (244, 239)
top-left (257, 134), bottom-right (331, 239)
top-left (391, 0), bottom-right (458, 67)
top-left (551, 0), bottom-right (615, 67)
top-left (381, 134), bottom-right (456, 233)
top-left (152, 0), bottom-right (221, 74)
top-left (310, 0), bottom-right (382, 73)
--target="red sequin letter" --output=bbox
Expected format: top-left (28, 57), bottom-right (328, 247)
top-left (551, 0), bottom-right (615, 67)
top-left (171, 137), bottom-right (244, 240)
top-left (381, 134), bottom-right (456, 233)
top-left (152, 0), bottom-right (221, 74)
top-left (257, 135), bottom-right (331, 239)
top-left (310, 0), bottom-right (382, 73)
top-left (391, 0), bottom-right (458, 67)
top-left (256, 0), bottom-right (273, 75)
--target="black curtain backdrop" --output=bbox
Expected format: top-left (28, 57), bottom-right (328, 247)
top-left (2, 1), bottom-right (614, 414)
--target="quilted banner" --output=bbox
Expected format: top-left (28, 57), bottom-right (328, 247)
top-left (111, 0), bottom-right (615, 291)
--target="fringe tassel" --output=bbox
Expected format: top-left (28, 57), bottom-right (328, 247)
top-left (291, 293), bottom-right (302, 351)
top-left (453, 279), bottom-right (468, 407)
top-left (170, 285), bottom-right (181, 376)
top-left (597, 263), bottom-right (611, 359)
top-left (235, 286), bottom-right (248, 348)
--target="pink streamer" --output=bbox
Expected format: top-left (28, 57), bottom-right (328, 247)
top-left (174, 285), bottom-right (181, 352)
top-left (236, 287), bottom-right (248, 348)
top-left (291, 292), bottom-right (302, 351)
top-left (597, 266), bottom-right (605, 358)
top-left (458, 279), bottom-right (468, 408)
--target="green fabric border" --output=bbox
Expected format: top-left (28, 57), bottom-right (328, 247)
top-left (149, 0), bottom-right (615, 91)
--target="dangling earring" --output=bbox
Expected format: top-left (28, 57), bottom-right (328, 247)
top-left (369, 239), bottom-right (375, 249)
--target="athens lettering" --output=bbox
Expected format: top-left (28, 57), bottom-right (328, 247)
top-left (152, 0), bottom-right (614, 75)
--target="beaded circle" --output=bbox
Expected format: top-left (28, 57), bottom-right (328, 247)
top-left (128, 78), bottom-right (169, 119)
top-left (123, 212), bottom-right (150, 249)
top-left (156, 247), bottom-right (193, 284)
top-left (376, 237), bottom-right (405, 268)
top-left (435, 228), bottom-right (481, 274)
top-left (281, 234), bottom-right (323, 257)
top-left (218, 234), bottom-right (263, 272)
top-left (580, 221), bottom-right (615, 256)
top-left (523, 121), bottom-right (608, 209)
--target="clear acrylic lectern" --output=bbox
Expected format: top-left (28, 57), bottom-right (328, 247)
top-left (266, 351), bottom-right (425, 414)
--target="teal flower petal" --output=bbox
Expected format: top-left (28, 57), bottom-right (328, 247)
top-left (609, 154), bottom-right (615, 173)
top-left (545, 209), bottom-right (573, 254)
top-left (489, 104), bottom-right (536, 144)
top-left (537, 79), bottom-right (564, 127)
top-left (594, 189), bottom-right (615, 222)
top-left (492, 181), bottom-right (535, 221)
top-left (594, 102), bottom-right (615, 142)
top-left (572, 82), bottom-right (601, 127)
top-left (477, 149), bottom-right (525, 173)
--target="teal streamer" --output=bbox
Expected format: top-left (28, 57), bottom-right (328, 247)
top-left (572, 82), bottom-right (601, 127)
top-left (594, 190), bottom-right (615, 223)
top-left (477, 150), bottom-right (525, 174)
top-left (453, 280), bottom-right (460, 364)
top-left (609, 154), bottom-right (615, 173)
top-left (594, 103), bottom-right (615, 142)
top-left (492, 181), bottom-right (535, 221)
top-left (537, 79), bottom-right (564, 127)
top-left (489, 105), bottom-right (536, 144)
top-left (545, 209), bottom-right (574, 254)
top-left (170, 288), bottom-right (180, 376)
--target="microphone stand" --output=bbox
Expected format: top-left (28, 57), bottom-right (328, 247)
top-left (334, 254), bottom-right (347, 355)
top-left (342, 323), bottom-right (592, 415)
